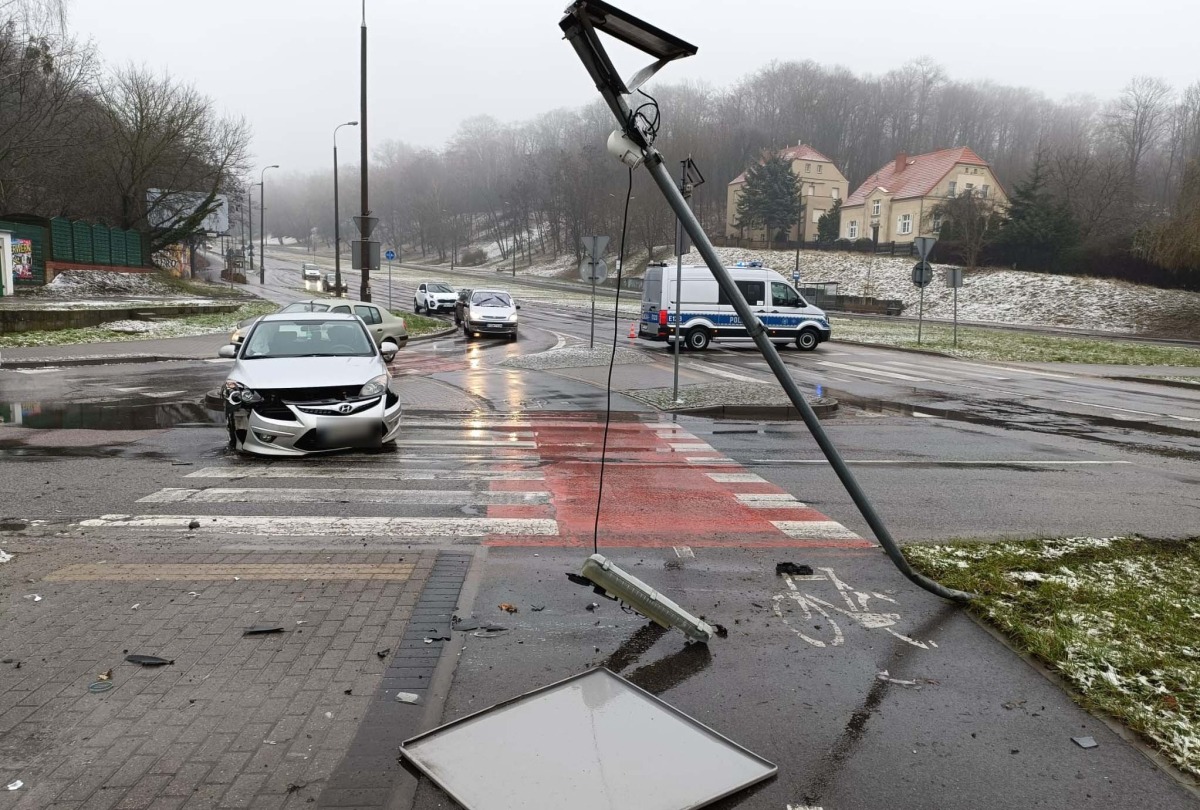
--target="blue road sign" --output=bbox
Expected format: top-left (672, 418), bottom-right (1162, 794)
top-left (384, 249), bottom-right (396, 261)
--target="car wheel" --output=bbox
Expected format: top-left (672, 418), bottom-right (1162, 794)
top-left (226, 415), bottom-right (237, 449)
top-left (685, 327), bottom-right (711, 351)
top-left (413, 299), bottom-right (421, 314)
top-left (796, 328), bottom-right (819, 351)
top-left (463, 322), bottom-right (472, 340)
top-left (508, 332), bottom-right (517, 342)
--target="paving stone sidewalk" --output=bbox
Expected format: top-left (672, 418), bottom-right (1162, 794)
top-left (0, 549), bottom-right (446, 810)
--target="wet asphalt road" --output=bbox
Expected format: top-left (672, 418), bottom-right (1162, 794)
top-left (2, 260), bottom-right (1199, 807)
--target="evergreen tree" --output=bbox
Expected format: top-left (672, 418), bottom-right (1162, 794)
top-left (735, 154), bottom-right (799, 245)
top-left (816, 199), bottom-right (842, 244)
top-left (993, 152), bottom-right (1079, 269)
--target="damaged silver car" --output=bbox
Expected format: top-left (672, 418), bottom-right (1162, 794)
top-left (218, 313), bottom-right (402, 456)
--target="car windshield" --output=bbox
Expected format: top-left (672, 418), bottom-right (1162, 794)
top-left (279, 302), bottom-right (330, 313)
top-left (471, 292), bottom-right (512, 307)
top-left (242, 319), bottom-right (375, 359)
top-left (428, 283), bottom-right (455, 293)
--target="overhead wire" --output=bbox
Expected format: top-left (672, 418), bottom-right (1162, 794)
top-left (591, 166), bottom-right (635, 555)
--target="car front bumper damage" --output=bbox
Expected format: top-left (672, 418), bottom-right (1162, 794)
top-left (231, 394), bottom-right (402, 456)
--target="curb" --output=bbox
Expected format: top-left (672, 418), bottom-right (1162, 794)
top-left (833, 338), bottom-right (958, 359)
top-left (1108, 375), bottom-right (1200, 391)
top-left (663, 397), bottom-right (838, 421)
top-left (0, 354), bottom-right (200, 369)
top-left (407, 324), bottom-right (458, 343)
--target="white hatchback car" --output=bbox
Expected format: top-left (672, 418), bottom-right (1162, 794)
top-left (219, 312), bottom-right (402, 456)
top-left (461, 289), bottom-right (519, 340)
top-left (414, 281), bottom-right (457, 314)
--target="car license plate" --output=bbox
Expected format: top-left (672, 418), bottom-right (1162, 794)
top-left (311, 422), bottom-right (380, 449)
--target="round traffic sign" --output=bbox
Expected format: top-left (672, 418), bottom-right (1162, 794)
top-left (579, 259), bottom-right (607, 284)
top-left (384, 249), bottom-right (396, 261)
top-left (912, 261), bottom-right (933, 288)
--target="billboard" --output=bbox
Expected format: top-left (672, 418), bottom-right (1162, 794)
top-left (146, 189), bottom-right (230, 234)
top-left (12, 237), bottom-right (33, 280)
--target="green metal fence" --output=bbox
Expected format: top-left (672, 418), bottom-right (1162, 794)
top-left (3, 215), bottom-right (148, 286)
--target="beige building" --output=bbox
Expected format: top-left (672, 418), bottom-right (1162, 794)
top-left (839, 147), bottom-right (1009, 244)
top-left (726, 144), bottom-right (849, 243)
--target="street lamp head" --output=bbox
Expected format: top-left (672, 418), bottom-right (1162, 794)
top-left (345, 121), bottom-right (359, 127)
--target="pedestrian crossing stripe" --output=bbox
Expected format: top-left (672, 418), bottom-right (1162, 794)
top-left (137, 487), bottom-right (551, 505)
top-left (79, 515), bottom-right (558, 537)
top-left (185, 467), bottom-right (546, 481)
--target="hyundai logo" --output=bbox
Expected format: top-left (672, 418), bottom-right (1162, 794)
top-left (337, 403), bottom-right (354, 414)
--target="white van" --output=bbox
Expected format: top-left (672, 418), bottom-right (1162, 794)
top-left (639, 261), bottom-right (830, 351)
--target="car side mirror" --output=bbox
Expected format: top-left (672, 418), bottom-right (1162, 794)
top-left (516, 304), bottom-right (522, 310)
top-left (380, 339), bottom-right (399, 362)
top-left (218, 344), bottom-right (237, 359)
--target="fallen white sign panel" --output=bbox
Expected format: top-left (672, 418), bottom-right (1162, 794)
top-left (400, 668), bottom-right (776, 810)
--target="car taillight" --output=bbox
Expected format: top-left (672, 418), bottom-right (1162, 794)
top-left (658, 309), bottom-right (668, 326)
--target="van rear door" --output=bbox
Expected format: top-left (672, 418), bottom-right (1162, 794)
top-left (640, 265), bottom-right (663, 338)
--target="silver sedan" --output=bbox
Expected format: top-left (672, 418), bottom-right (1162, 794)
top-left (219, 312), bottom-right (402, 456)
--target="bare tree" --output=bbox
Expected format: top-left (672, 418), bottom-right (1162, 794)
top-left (1108, 76), bottom-right (1173, 189)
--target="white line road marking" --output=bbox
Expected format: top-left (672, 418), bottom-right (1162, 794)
top-left (706, 472), bottom-right (768, 483)
top-left (668, 443), bottom-right (715, 452)
top-left (752, 459), bottom-right (1131, 466)
top-left (736, 494), bottom-right (808, 508)
top-left (185, 467), bottom-right (545, 481)
top-left (885, 359), bottom-right (1010, 381)
top-left (1052, 396), bottom-right (1200, 423)
top-left (114, 387), bottom-right (149, 392)
top-left (5, 367), bottom-right (61, 374)
top-left (141, 390), bottom-right (186, 399)
top-left (138, 487), bottom-right (550, 505)
top-left (684, 457), bottom-right (736, 465)
top-left (79, 515), bottom-right (557, 537)
top-left (673, 545), bottom-right (694, 558)
top-left (912, 411), bottom-right (938, 418)
top-left (691, 362), bottom-right (771, 385)
top-left (817, 361), bottom-right (927, 382)
top-left (395, 439), bottom-right (537, 448)
top-left (772, 520), bottom-right (861, 540)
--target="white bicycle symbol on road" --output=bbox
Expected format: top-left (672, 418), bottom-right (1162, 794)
top-left (772, 567), bottom-right (930, 649)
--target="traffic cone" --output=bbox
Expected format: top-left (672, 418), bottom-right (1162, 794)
top-left (628, 323), bottom-right (638, 340)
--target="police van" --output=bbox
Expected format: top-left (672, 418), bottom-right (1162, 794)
top-left (639, 261), bottom-right (831, 351)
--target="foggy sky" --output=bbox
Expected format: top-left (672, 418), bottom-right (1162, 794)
top-left (71, 0), bottom-right (1199, 174)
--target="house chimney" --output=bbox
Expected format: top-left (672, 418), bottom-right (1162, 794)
top-left (894, 153), bottom-right (908, 173)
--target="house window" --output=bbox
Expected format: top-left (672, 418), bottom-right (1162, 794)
top-left (805, 163), bottom-right (811, 173)
top-left (832, 187), bottom-right (839, 200)
top-left (812, 209), bottom-right (824, 223)
top-left (898, 213), bottom-right (913, 235)
top-left (807, 185), bottom-right (814, 195)
top-left (948, 181), bottom-right (956, 197)
top-left (932, 215), bottom-right (943, 232)
top-left (965, 182), bottom-right (974, 191)
top-left (817, 164), bottom-right (823, 174)
top-left (982, 184), bottom-right (990, 198)
top-left (848, 220), bottom-right (858, 239)
top-left (871, 199), bottom-right (880, 216)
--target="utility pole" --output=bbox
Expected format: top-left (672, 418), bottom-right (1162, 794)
top-left (259, 164), bottom-right (279, 285)
top-left (247, 189), bottom-right (254, 278)
top-left (358, 0), bottom-right (372, 302)
top-left (333, 121), bottom-right (358, 298)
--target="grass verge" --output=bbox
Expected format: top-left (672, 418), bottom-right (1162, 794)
top-left (396, 311), bottom-right (451, 338)
top-left (906, 536), bottom-right (1200, 777)
top-left (832, 317), bottom-right (1200, 366)
top-left (0, 302), bottom-right (276, 348)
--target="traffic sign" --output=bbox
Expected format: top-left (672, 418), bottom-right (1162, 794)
top-left (352, 215), bottom-right (378, 239)
top-left (912, 261), bottom-right (933, 288)
top-left (580, 258), bottom-right (608, 284)
top-left (384, 249), bottom-right (396, 261)
top-left (945, 267), bottom-right (963, 288)
top-left (581, 235), bottom-right (610, 262)
top-left (913, 236), bottom-right (937, 261)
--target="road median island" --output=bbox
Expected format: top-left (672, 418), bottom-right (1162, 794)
top-left (624, 381), bottom-right (838, 419)
top-left (905, 535), bottom-right (1200, 786)
top-left (831, 316), bottom-right (1200, 366)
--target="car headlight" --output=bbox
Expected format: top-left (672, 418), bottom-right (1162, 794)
top-left (224, 380), bottom-right (262, 405)
top-left (507, 313), bottom-right (518, 322)
top-left (359, 374), bottom-right (389, 398)
top-left (230, 327), bottom-right (243, 343)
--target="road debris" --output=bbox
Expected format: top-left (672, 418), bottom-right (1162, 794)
top-left (23, 594), bottom-right (41, 602)
top-left (499, 603), bottom-right (518, 613)
top-left (531, 604), bottom-right (545, 611)
top-left (1072, 736), bottom-right (1098, 749)
top-left (264, 740), bottom-right (277, 745)
top-left (585, 602), bottom-right (599, 612)
top-left (187, 519), bottom-right (200, 530)
top-left (324, 712), bottom-right (333, 719)
top-left (97, 669), bottom-right (112, 681)
top-left (776, 562), bottom-right (814, 576)
top-left (243, 625), bottom-right (285, 636)
top-left (130, 603), bottom-right (140, 610)
top-left (0, 549), bottom-right (12, 564)
top-left (579, 554), bottom-right (715, 643)
top-left (88, 679), bottom-right (114, 693)
top-left (125, 654), bottom-right (174, 666)
top-left (453, 620), bottom-right (480, 631)
top-left (376, 648), bottom-right (391, 658)
top-left (285, 781), bottom-right (307, 793)
top-left (400, 668), bottom-right (775, 809)
top-left (5, 780), bottom-right (22, 791)
top-left (396, 691), bottom-right (420, 704)
top-left (423, 636), bottom-right (451, 643)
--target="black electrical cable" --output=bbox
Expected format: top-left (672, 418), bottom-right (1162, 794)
top-left (591, 166), bottom-right (635, 555)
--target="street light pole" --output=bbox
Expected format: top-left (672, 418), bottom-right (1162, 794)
top-left (333, 121), bottom-right (358, 298)
top-left (794, 182), bottom-right (806, 281)
top-left (247, 188), bottom-right (254, 279)
top-left (358, 1), bottom-right (372, 302)
top-left (259, 164), bottom-right (279, 285)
